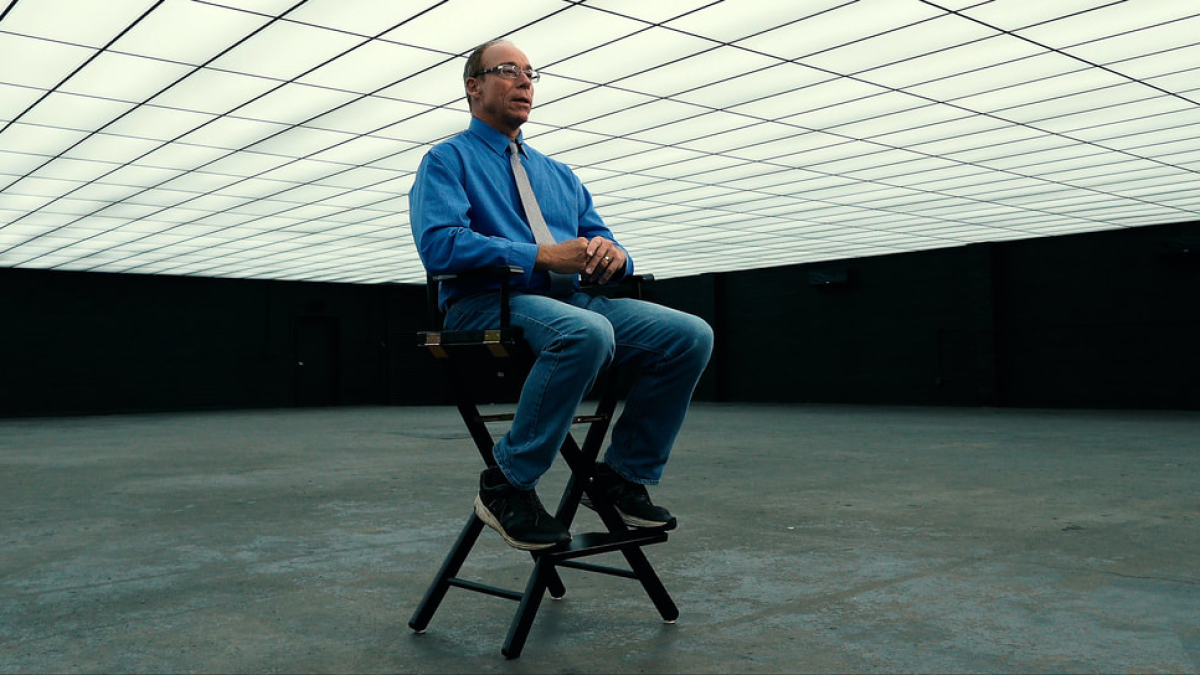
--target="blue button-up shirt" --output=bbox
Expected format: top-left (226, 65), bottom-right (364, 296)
top-left (409, 117), bottom-right (632, 309)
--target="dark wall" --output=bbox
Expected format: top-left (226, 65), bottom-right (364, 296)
top-left (3, 220), bottom-right (1197, 416)
top-left (702, 242), bottom-right (1000, 406)
top-left (686, 220), bottom-right (1198, 409)
top-left (1, 269), bottom-right (432, 416)
top-left (992, 223), bottom-right (1200, 409)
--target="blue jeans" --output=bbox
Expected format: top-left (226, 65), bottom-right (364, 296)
top-left (446, 291), bottom-right (714, 490)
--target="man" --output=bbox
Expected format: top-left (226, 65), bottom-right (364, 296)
top-left (409, 40), bottom-right (713, 551)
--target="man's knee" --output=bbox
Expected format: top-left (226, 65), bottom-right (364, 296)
top-left (674, 313), bottom-right (714, 365)
top-left (544, 308), bottom-right (616, 364)
top-left (569, 312), bottom-right (617, 359)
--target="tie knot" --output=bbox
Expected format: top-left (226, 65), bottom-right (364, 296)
top-left (509, 141), bottom-right (522, 157)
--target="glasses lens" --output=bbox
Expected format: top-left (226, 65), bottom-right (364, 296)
top-left (494, 65), bottom-right (539, 82)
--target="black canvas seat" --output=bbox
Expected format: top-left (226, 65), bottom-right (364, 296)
top-left (408, 266), bottom-right (677, 659)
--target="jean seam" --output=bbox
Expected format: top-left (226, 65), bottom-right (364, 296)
top-left (502, 306), bottom-right (576, 490)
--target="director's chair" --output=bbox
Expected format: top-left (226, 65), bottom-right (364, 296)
top-left (408, 266), bottom-right (678, 659)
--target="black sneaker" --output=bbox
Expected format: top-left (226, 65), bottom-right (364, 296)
top-left (474, 467), bottom-right (571, 551)
top-left (583, 463), bottom-right (677, 529)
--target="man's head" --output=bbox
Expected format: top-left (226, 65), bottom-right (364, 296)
top-left (463, 40), bottom-right (536, 139)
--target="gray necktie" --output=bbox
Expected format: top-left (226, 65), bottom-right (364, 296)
top-left (509, 140), bottom-right (573, 296)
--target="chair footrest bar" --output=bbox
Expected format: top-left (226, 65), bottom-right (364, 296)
top-left (475, 413), bottom-right (516, 423)
top-left (554, 559), bottom-right (639, 580)
top-left (544, 530), bottom-right (669, 561)
top-left (475, 413), bottom-right (607, 425)
top-left (447, 577), bottom-right (524, 602)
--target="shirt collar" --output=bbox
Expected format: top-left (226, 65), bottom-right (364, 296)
top-left (468, 117), bottom-right (525, 157)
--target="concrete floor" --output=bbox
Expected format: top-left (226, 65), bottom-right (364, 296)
top-left (2, 403), bottom-right (1198, 674)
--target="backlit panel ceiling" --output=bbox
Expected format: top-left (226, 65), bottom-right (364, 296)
top-left (1, 0), bottom-right (1198, 284)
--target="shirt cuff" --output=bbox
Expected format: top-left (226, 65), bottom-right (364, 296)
top-left (509, 240), bottom-right (540, 283)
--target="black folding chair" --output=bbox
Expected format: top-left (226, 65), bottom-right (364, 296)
top-left (408, 266), bottom-right (677, 659)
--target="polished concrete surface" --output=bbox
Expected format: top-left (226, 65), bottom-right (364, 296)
top-left (2, 403), bottom-right (1198, 674)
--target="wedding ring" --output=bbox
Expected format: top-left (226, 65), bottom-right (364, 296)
top-left (603, 256), bottom-right (611, 261)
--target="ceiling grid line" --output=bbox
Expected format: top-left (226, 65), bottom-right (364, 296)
top-left (2, 0), bottom-right (1198, 283)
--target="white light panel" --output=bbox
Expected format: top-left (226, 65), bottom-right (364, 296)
top-left (2, 0), bottom-right (1199, 285)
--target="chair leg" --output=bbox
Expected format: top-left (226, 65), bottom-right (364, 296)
top-left (621, 545), bottom-right (679, 622)
top-left (409, 513), bottom-right (486, 633)
top-left (501, 556), bottom-right (555, 659)
top-left (539, 559), bottom-right (567, 600)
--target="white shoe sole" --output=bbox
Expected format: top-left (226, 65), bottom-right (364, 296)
top-left (580, 494), bottom-right (674, 528)
top-left (474, 495), bottom-right (569, 551)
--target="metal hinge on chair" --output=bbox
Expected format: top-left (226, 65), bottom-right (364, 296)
top-left (482, 329), bottom-right (510, 357)
top-left (421, 332), bottom-right (448, 359)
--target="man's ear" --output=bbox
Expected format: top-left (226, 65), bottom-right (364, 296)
top-left (465, 77), bottom-right (481, 106)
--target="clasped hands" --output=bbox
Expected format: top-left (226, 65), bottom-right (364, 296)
top-left (534, 236), bottom-right (626, 285)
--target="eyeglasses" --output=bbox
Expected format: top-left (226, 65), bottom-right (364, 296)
top-left (472, 64), bottom-right (540, 83)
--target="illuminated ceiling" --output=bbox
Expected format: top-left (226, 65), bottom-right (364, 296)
top-left (2, 0), bottom-right (1198, 285)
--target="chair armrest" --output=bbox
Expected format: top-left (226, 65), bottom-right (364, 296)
top-left (582, 273), bottom-right (654, 300)
top-left (430, 265), bottom-right (524, 284)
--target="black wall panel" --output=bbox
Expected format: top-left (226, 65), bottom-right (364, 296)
top-left (1, 269), bottom-right (431, 416)
top-left (991, 222), bottom-right (1200, 409)
top-left (709, 244), bottom-right (999, 406)
top-left (2, 220), bottom-right (1197, 416)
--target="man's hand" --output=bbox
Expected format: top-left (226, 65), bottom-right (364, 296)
top-left (582, 236), bottom-right (625, 284)
top-left (534, 237), bottom-right (626, 284)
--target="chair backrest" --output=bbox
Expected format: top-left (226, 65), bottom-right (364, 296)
top-left (424, 266), bottom-right (653, 331)
top-left (424, 265), bottom-right (525, 331)
top-left (419, 267), bottom-right (530, 405)
top-left (418, 269), bottom-right (653, 405)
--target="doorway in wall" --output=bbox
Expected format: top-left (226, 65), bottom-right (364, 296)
top-left (294, 315), bottom-right (339, 406)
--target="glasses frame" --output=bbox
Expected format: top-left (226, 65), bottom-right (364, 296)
top-left (472, 64), bottom-right (540, 83)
